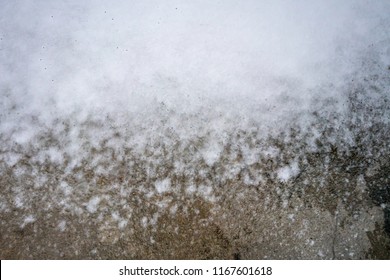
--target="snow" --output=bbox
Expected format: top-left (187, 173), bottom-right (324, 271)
top-left (1, 1), bottom-right (388, 132)
top-left (141, 217), bottom-right (148, 228)
top-left (21, 215), bottom-right (36, 228)
top-left (277, 161), bottom-right (300, 183)
top-left (14, 194), bottom-right (24, 209)
top-left (86, 196), bottom-right (101, 213)
top-left (12, 128), bottom-right (37, 145)
top-left (0, 199), bottom-right (8, 212)
top-left (155, 178), bottom-right (171, 194)
top-left (200, 140), bottom-right (223, 166)
top-left (46, 148), bottom-right (64, 164)
top-left (0, 0), bottom-right (389, 248)
top-left (118, 220), bottom-right (128, 230)
top-left (57, 220), bottom-right (66, 232)
top-left (198, 185), bottom-right (213, 198)
top-left (186, 184), bottom-right (196, 194)
top-left (170, 204), bottom-right (178, 215)
top-left (317, 250), bottom-right (325, 258)
top-left (60, 182), bottom-right (72, 196)
top-left (110, 211), bottom-right (128, 229)
top-left (288, 214), bottom-right (295, 222)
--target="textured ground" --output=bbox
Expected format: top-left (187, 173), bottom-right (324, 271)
top-left (1, 0), bottom-right (390, 260)
top-left (1, 61), bottom-right (390, 259)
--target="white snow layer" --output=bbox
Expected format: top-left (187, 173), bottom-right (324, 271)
top-left (1, 0), bottom-right (389, 130)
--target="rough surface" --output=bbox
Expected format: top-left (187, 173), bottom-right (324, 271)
top-left (1, 72), bottom-right (390, 259)
top-left (1, 1), bottom-right (390, 259)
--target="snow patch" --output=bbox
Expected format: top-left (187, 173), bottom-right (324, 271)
top-left (14, 195), bottom-right (24, 209)
top-left (198, 185), bottom-right (212, 198)
top-left (155, 178), bottom-right (171, 194)
top-left (317, 250), bottom-right (325, 258)
top-left (60, 181), bottom-right (72, 196)
top-left (118, 220), bottom-right (128, 229)
top-left (47, 147), bottom-right (64, 164)
top-left (170, 204), bottom-right (178, 215)
top-left (0, 199), bottom-right (9, 212)
top-left (186, 184), bottom-right (196, 194)
top-left (86, 196), bottom-right (101, 213)
top-left (277, 161), bottom-right (300, 182)
top-left (141, 217), bottom-right (148, 228)
top-left (57, 220), bottom-right (66, 232)
top-left (21, 215), bottom-right (36, 228)
top-left (111, 211), bottom-right (128, 229)
top-left (200, 140), bottom-right (222, 166)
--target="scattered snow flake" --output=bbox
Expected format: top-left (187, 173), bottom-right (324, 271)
top-left (86, 196), bottom-right (101, 213)
top-left (111, 211), bottom-right (120, 221)
top-left (0, 199), bottom-right (9, 212)
top-left (60, 181), bottom-right (72, 196)
top-left (57, 220), bottom-right (67, 232)
top-left (277, 160), bottom-right (300, 182)
top-left (118, 220), bottom-right (128, 229)
top-left (47, 147), bottom-right (64, 164)
top-left (198, 185), bottom-right (212, 197)
top-left (21, 215), bottom-right (36, 228)
top-left (186, 184), bottom-right (196, 194)
top-left (288, 214), bottom-right (295, 221)
top-left (170, 204), bottom-right (178, 215)
top-left (141, 217), bottom-right (148, 228)
top-left (155, 178), bottom-right (171, 194)
top-left (201, 141), bottom-right (222, 166)
top-left (14, 195), bottom-right (24, 208)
